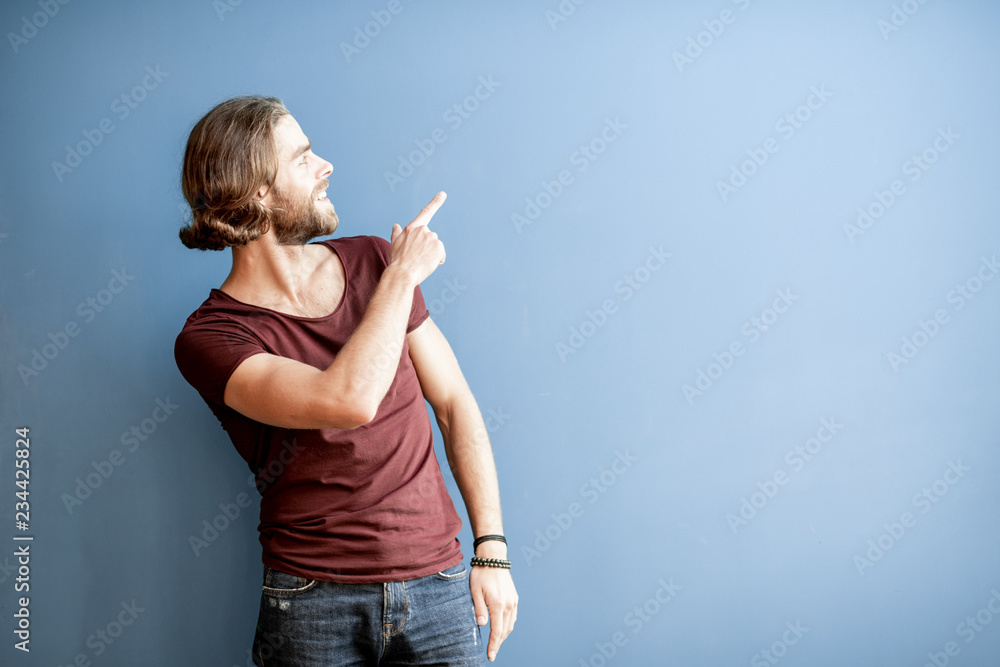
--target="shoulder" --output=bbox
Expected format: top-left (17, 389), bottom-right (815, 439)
top-left (177, 290), bottom-right (248, 327)
top-left (174, 293), bottom-right (268, 396)
top-left (320, 234), bottom-right (388, 253)
top-left (174, 292), bottom-right (264, 353)
top-left (318, 235), bottom-right (391, 267)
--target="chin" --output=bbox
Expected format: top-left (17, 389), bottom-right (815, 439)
top-left (317, 214), bottom-right (339, 239)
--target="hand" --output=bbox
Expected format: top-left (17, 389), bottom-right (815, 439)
top-left (469, 564), bottom-right (518, 662)
top-left (389, 191), bottom-right (447, 285)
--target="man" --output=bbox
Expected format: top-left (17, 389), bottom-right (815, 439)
top-left (174, 96), bottom-right (517, 665)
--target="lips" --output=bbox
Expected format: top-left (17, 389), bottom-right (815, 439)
top-left (315, 179), bottom-right (330, 201)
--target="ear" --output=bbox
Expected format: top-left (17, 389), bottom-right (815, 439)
top-left (257, 182), bottom-right (272, 205)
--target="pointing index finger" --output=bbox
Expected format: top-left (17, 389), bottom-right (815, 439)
top-left (408, 191), bottom-right (447, 228)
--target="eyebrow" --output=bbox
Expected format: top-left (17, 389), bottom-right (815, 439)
top-left (288, 140), bottom-right (311, 161)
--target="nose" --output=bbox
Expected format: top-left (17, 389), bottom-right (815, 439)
top-left (316, 155), bottom-right (333, 180)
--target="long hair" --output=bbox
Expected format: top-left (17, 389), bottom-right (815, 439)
top-left (179, 96), bottom-right (289, 250)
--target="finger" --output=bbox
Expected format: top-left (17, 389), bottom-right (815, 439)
top-left (471, 586), bottom-right (489, 628)
top-left (407, 191), bottom-right (447, 229)
top-left (500, 601), bottom-right (512, 641)
top-left (390, 223), bottom-right (401, 243)
top-left (504, 603), bottom-right (516, 644)
top-left (487, 607), bottom-right (507, 661)
top-left (501, 600), bottom-right (514, 643)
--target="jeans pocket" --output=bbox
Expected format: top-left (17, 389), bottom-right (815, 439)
top-left (434, 563), bottom-right (468, 581)
top-left (261, 567), bottom-right (319, 597)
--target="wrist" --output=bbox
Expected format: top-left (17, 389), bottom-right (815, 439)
top-left (474, 539), bottom-right (507, 559)
top-left (470, 555), bottom-right (511, 570)
top-left (381, 263), bottom-right (418, 291)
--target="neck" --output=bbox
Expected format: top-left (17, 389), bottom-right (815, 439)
top-left (222, 234), bottom-right (320, 308)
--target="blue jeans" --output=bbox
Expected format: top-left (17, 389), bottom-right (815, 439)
top-left (251, 563), bottom-right (486, 666)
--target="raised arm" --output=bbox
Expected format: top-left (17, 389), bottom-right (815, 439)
top-left (223, 193), bottom-right (447, 430)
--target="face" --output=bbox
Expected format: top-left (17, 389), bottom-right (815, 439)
top-left (262, 114), bottom-right (338, 245)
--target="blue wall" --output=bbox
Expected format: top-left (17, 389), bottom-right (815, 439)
top-left (2, 1), bottom-right (999, 665)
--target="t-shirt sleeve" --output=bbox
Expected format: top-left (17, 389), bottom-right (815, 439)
top-left (174, 316), bottom-right (267, 407)
top-left (367, 235), bottom-right (430, 333)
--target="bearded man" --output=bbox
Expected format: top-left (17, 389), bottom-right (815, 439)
top-left (173, 96), bottom-right (516, 666)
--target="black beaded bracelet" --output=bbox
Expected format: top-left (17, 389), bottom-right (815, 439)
top-left (473, 534), bottom-right (507, 552)
top-left (470, 556), bottom-right (511, 569)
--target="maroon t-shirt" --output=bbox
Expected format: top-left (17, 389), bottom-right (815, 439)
top-left (174, 235), bottom-right (463, 583)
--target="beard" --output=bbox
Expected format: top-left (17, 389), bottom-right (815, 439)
top-left (268, 181), bottom-right (339, 245)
